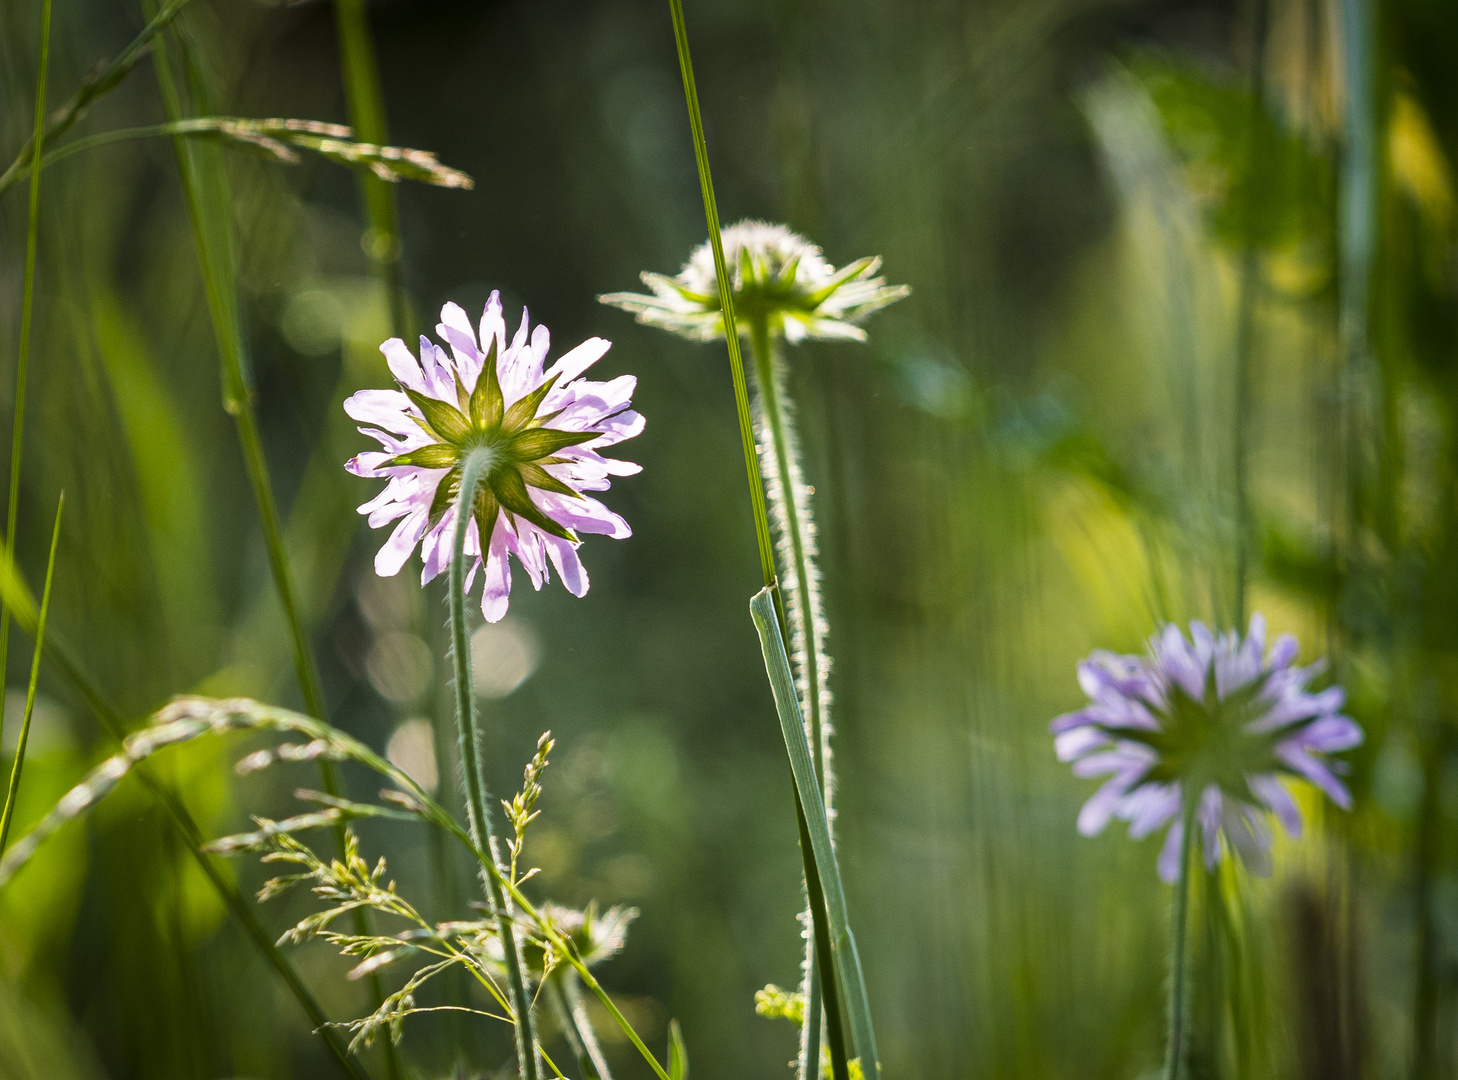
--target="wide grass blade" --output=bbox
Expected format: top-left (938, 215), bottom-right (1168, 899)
top-left (751, 588), bottom-right (880, 1080)
top-left (0, 492), bottom-right (61, 854)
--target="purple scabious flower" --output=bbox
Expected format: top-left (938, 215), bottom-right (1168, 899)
top-left (1052, 615), bottom-right (1362, 881)
top-left (345, 294), bottom-right (643, 622)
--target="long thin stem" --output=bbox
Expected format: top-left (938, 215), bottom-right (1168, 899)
top-left (148, 22), bottom-right (398, 1069)
top-left (0, 492), bottom-right (60, 854)
top-left (334, 0), bottom-right (410, 338)
top-left (1231, 0), bottom-right (1272, 625)
top-left (666, 7), bottom-right (853, 1078)
top-left (1163, 795), bottom-right (1199, 1080)
top-left (747, 316), bottom-right (833, 1080)
top-left (0, 0), bottom-right (54, 793)
top-left (449, 449), bottom-right (539, 1080)
top-left (667, 0), bottom-right (774, 591)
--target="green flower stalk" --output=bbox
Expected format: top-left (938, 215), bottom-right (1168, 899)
top-left (603, 222), bottom-right (906, 1079)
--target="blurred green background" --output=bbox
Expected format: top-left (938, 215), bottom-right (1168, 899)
top-left (0, 0), bottom-right (1455, 1077)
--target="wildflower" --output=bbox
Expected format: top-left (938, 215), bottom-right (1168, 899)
top-left (599, 220), bottom-right (908, 343)
top-left (1052, 615), bottom-right (1362, 881)
top-left (345, 294), bottom-right (642, 622)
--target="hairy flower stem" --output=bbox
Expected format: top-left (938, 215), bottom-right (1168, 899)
top-left (747, 316), bottom-right (833, 1080)
top-left (1164, 796), bottom-right (1199, 1080)
top-left (450, 449), bottom-right (539, 1080)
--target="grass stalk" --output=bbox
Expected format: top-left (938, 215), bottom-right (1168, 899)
top-left (0, 492), bottom-right (60, 854)
top-left (449, 449), bottom-right (539, 1080)
top-left (1162, 796), bottom-right (1198, 1080)
top-left (0, 0), bottom-right (54, 803)
top-left (751, 589), bottom-right (880, 1080)
top-left (148, 19), bottom-right (399, 1070)
top-left (334, 0), bottom-right (410, 337)
top-left (1230, 0), bottom-right (1272, 626)
top-left (667, 6), bottom-right (853, 1078)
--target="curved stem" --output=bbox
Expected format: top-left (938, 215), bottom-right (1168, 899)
top-left (1164, 795), bottom-right (1199, 1080)
top-left (450, 449), bottom-right (539, 1080)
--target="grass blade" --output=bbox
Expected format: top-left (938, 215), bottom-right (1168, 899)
top-left (0, 0), bottom-right (54, 814)
top-left (0, 492), bottom-right (61, 854)
top-left (666, 0), bottom-right (775, 590)
top-left (665, 8), bottom-right (846, 1077)
top-left (751, 588), bottom-right (881, 1080)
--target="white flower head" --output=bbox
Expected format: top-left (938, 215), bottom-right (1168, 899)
top-left (600, 220), bottom-right (909, 344)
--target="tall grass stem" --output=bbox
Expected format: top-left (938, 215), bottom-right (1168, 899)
top-left (449, 449), bottom-right (539, 1080)
top-left (0, 492), bottom-right (60, 854)
top-left (0, 0), bottom-right (54, 795)
top-left (334, 0), bottom-right (410, 337)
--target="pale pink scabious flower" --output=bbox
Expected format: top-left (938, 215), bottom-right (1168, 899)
top-left (1052, 615), bottom-right (1363, 881)
top-left (344, 294), bottom-right (643, 622)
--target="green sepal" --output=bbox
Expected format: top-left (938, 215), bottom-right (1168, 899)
top-left (404, 387), bottom-right (471, 444)
top-left (518, 462), bottom-right (579, 497)
top-left (473, 484), bottom-right (501, 552)
top-left (428, 465), bottom-right (463, 527)
top-left (491, 466), bottom-right (576, 542)
top-left (507, 427), bottom-right (597, 461)
top-left (804, 256), bottom-right (877, 306)
top-left (383, 442), bottom-right (460, 470)
top-left (469, 337), bottom-right (504, 431)
top-left (502, 372), bottom-right (561, 433)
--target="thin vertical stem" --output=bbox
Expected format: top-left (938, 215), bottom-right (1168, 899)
top-left (0, 0), bottom-right (54, 771)
top-left (333, 0), bottom-right (410, 338)
top-left (449, 448), bottom-right (538, 1080)
top-left (1231, 0), bottom-right (1271, 626)
top-left (1163, 796), bottom-right (1199, 1080)
top-left (0, 492), bottom-right (60, 854)
top-left (667, 0), bottom-right (774, 591)
top-left (666, 7), bottom-right (853, 1078)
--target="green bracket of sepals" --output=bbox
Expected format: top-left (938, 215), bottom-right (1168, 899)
top-left (750, 588), bottom-right (881, 1080)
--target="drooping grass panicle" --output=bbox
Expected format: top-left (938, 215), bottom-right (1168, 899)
top-left (7, 117), bottom-right (475, 192)
top-left (0, 0), bottom-right (197, 196)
